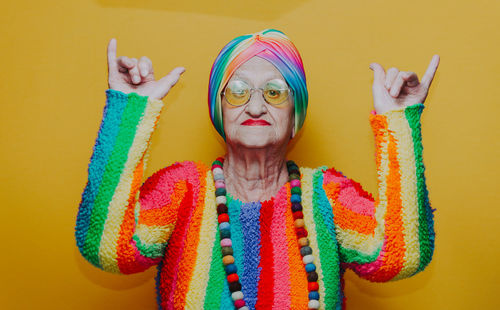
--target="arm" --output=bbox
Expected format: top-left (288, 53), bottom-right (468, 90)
top-left (75, 39), bottom-right (187, 274)
top-left (75, 90), bottom-right (167, 274)
top-left (323, 103), bottom-right (435, 282)
top-left (323, 55), bottom-right (440, 282)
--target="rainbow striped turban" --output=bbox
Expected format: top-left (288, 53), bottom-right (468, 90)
top-left (208, 29), bottom-right (308, 139)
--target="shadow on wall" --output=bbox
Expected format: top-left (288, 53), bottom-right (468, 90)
top-left (94, 0), bottom-right (312, 21)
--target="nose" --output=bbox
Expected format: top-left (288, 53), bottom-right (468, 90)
top-left (244, 91), bottom-right (267, 117)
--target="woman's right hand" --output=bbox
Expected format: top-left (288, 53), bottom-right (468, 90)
top-left (107, 38), bottom-right (185, 100)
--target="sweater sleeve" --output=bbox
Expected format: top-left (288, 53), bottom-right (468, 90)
top-left (75, 89), bottom-right (185, 274)
top-left (322, 103), bottom-right (435, 282)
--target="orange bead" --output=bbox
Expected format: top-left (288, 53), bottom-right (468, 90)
top-left (294, 219), bottom-right (305, 228)
top-left (298, 237), bottom-right (309, 247)
top-left (222, 255), bottom-right (235, 265)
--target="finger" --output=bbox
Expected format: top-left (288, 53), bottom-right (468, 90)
top-left (117, 56), bottom-right (136, 69)
top-left (389, 71), bottom-right (406, 97)
top-left (127, 58), bottom-right (141, 84)
top-left (156, 67), bottom-right (186, 97)
top-left (421, 54), bottom-right (440, 88)
top-left (138, 56), bottom-right (153, 78)
top-left (107, 38), bottom-right (118, 73)
top-left (402, 71), bottom-right (419, 87)
top-left (369, 62), bottom-right (386, 85)
top-left (385, 67), bottom-right (399, 89)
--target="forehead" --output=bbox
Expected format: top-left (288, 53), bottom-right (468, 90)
top-left (230, 56), bottom-right (284, 84)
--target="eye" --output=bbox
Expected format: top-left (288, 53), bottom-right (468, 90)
top-left (225, 80), bottom-right (250, 106)
top-left (263, 79), bottom-right (290, 105)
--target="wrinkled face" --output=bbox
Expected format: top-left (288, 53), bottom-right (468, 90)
top-left (222, 56), bottom-right (295, 149)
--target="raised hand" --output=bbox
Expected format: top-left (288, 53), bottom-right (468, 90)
top-left (369, 55), bottom-right (440, 114)
top-left (107, 38), bottom-right (185, 100)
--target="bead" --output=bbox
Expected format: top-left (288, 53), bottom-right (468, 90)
top-left (215, 180), bottom-right (226, 189)
top-left (291, 187), bottom-right (302, 195)
top-left (225, 263), bottom-right (237, 274)
top-left (292, 211), bottom-right (304, 220)
top-left (219, 222), bottom-right (230, 230)
top-left (291, 194), bottom-right (301, 203)
top-left (298, 237), bottom-right (309, 247)
top-left (308, 299), bottom-right (320, 309)
top-left (227, 273), bottom-right (239, 283)
top-left (308, 282), bottom-right (319, 291)
top-left (294, 219), bottom-right (305, 228)
top-left (212, 159), bottom-right (223, 167)
top-left (213, 173), bottom-right (225, 181)
top-left (234, 299), bottom-right (246, 308)
top-left (239, 307), bottom-right (250, 310)
top-left (289, 168), bottom-right (300, 175)
top-left (220, 238), bottom-right (232, 247)
top-left (308, 291), bottom-right (320, 300)
top-left (289, 173), bottom-right (300, 180)
top-left (303, 254), bottom-right (314, 264)
top-left (290, 179), bottom-right (301, 187)
top-left (222, 255), bottom-right (235, 265)
top-left (231, 291), bottom-right (244, 301)
top-left (215, 188), bottom-right (227, 196)
top-left (300, 246), bottom-right (312, 256)
top-left (212, 167), bottom-right (223, 175)
top-left (220, 229), bottom-right (231, 239)
top-left (222, 247), bottom-right (233, 256)
top-left (229, 281), bottom-right (242, 292)
top-left (291, 202), bottom-right (303, 212)
top-left (218, 214), bottom-right (229, 223)
top-left (307, 271), bottom-right (318, 282)
top-left (216, 196), bottom-right (227, 205)
top-left (296, 227), bottom-right (308, 238)
top-left (217, 204), bottom-right (228, 215)
top-left (305, 263), bottom-right (316, 272)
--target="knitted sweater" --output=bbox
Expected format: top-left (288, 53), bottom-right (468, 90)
top-left (75, 89), bottom-right (435, 309)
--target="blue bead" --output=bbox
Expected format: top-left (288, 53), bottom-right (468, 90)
top-left (220, 229), bottom-right (231, 239)
top-left (305, 263), bottom-right (316, 272)
top-left (225, 264), bottom-right (237, 274)
top-left (291, 194), bottom-right (301, 203)
top-left (308, 291), bottom-right (320, 300)
top-left (219, 222), bottom-right (230, 230)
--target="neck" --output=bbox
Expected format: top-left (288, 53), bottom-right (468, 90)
top-left (223, 143), bottom-right (289, 203)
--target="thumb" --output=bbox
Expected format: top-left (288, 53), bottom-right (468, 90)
top-left (155, 66), bottom-right (186, 99)
top-left (369, 62), bottom-right (385, 85)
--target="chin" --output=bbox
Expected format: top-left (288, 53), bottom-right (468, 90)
top-left (227, 128), bottom-right (287, 149)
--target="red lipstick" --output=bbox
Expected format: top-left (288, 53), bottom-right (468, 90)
top-left (241, 119), bottom-right (271, 126)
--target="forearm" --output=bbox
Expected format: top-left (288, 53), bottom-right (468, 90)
top-left (348, 103), bottom-right (435, 281)
top-left (75, 89), bottom-right (164, 274)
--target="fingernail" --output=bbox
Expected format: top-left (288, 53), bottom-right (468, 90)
top-left (133, 76), bottom-right (140, 83)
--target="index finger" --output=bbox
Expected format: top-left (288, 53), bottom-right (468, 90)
top-left (107, 38), bottom-right (118, 73)
top-left (421, 54), bottom-right (440, 88)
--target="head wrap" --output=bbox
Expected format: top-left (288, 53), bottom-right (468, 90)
top-left (208, 29), bottom-right (308, 139)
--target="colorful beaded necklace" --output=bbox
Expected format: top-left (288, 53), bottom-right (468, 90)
top-left (211, 157), bottom-right (321, 310)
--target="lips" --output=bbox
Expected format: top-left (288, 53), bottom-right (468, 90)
top-left (241, 119), bottom-right (271, 126)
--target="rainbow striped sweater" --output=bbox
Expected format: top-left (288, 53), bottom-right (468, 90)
top-left (75, 89), bottom-right (435, 309)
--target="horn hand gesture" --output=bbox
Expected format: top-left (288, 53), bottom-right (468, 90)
top-left (369, 55), bottom-right (440, 114)
top-left (106, 38), bottom-right (185, 100)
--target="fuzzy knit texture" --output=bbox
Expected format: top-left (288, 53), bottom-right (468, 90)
top-left (75, 89), bottom-right (436, 309)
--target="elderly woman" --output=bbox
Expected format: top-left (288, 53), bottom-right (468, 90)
top-left (75, 29), bottom-right (439, 309)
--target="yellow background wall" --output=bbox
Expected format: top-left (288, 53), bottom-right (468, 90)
top-left (1, 0), bottom-right (498, 309)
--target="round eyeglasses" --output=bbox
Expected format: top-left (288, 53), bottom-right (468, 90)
top-left (222, 78), bottom-right (292, 107)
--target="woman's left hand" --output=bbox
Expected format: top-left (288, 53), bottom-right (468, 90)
top-left (369, 55), bottom-right (440, 114)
